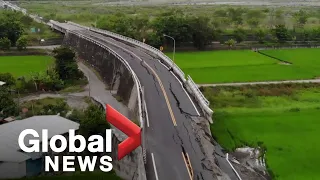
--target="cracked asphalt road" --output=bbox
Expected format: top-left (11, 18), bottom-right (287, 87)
top-left (74, 30), bottom-right (219, 180)
top-left (50, 22), bottom-right (238, 179)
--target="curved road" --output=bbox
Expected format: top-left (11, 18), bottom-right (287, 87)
top-left (77, 30), bottom-right (212, 180)
top-left (50, 22), bottom-right (237, 180)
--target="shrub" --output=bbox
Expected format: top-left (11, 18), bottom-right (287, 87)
top-left (16, 36), bottom-right (28, 51)
top-left (0, 37), bottom-right (11, 50)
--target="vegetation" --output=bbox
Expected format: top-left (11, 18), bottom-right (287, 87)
top-left (0, 10), bottom-right (61, 48)
top-left (0, 47), bottom-right (87, 94)
top-left (172, 48), bottom-right (320, 83)
top-left (19, 3), bottom-right (320, 49)
top-left (21, 97), bottom-right (70, 117)
top-left (0, 11), bottom-right (24, 46)
top-left (53, 46), bottom-right (84, 81)
top-left (16, 36), bottom-right (28, 51)
top-left (0, 55), bottom-right (54, 77)
top-left (0, 85), bottom-right (18, 117)
top-left (203, 83), bottom-right (320, 180)
top-left (78, 104), bottom-right (110, 138)
top-left (0, 37), bottom-right (11, 50)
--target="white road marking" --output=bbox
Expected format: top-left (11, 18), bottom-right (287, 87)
top-left (226, 153), bottom-right (243, 180)
top-left (144, 99), bottom-right (150, 127)
top-left (158, 60), bottom-right (170, 70)
top-left (151, 153), bottom-right (159, 180)
top-left (170, 70), bottom-right (182, 86)
top-left (170, 71), bottom-right (200, 116)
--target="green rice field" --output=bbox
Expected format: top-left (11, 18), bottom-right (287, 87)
top-left (0, 56), bottom-right (54, 77)
top-left (171, 48), bottom-right (320, 84)
top-left (203, 84), bottom-right (320, 180)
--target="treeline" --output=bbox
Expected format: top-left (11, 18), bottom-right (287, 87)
top-left (0, 10), bottom-right (28, 50)
top-left (95, 9), bottom-right (320, 50)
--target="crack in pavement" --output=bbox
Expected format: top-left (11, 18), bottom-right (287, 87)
top-left (173, 134), bottom-right (179, 145)
top-left (153, 63), bottom-right (159, 71)
top-left (140, 61), bottom-right (161, 96)
top-left (197, 172), bottom-right (205, 180)
top-left (131, 166), bottom-right (138, 180)
top-left (169, 83), bottom-right (200, 117)
top-left (215, 151), bottom-right (226, 158)
top-left (183, 121), bottom-right (197, 154)
top-left (174, 129), bottom-right (184, 146)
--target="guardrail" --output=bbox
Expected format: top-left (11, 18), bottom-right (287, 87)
top-left (50, 20), bottom-right (213, 121)
top-left (65, 21), bottom-right (214, 121)
top-left (186, 76), bottom-right (213, 122)
top-left (67, 22), bottom-right (186, 82)
top-left (187, 75), bottom-right (210, 106)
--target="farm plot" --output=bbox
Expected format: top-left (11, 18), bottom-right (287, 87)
top-left (0, 56), bottom-right (54, 77)
top-left (203, 84), bottom-right (320, 180)
top-left (171, 49), bottom-right (320, 83)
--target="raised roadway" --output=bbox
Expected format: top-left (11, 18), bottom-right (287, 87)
top-left (53, 23), bottom-right (236, 180)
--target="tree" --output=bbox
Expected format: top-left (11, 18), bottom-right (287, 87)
top-left (247, 18), bottom-right (260, 29)
top-left (225, 39), bottom-right (236, 48)
top-left (294, 10), bottom-right (308, 28)
top-left (0, 11), bottom-right (24, 45)
top-left (0, 37), bottom-right (11, 50)
top-left (146, 31), bottom-right (162, 48)
top-left (275, 9), bottom-right (285, 25)
top-left (189, 16), bottom-right (214, 50)
top-left (233, 28), bottom-right (247, 43)
top-left (228, 7), bottom-right (244, 26)
top-left (79, 104), bottom-right (109, 138)
top-left (255, 29), bottom-right (266, 43)
top-left (151, 12), bottom-right (192, 46)
top-left (273, 25), bottom-right (290, 43)
top-left (0, 73), bottom-right (15, 86)
top-left (0, 87), bottom-right (18, 117)
top-left (53, 46), bottom-right (84, 81)
top-left (16, 36), bottom-right (28, 51)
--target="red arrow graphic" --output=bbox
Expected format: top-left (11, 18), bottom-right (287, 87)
top-left (106, 104), bottom-right (141, 160)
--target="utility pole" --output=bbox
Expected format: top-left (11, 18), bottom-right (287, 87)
top-left (163, 34), bottom-right (176, 71)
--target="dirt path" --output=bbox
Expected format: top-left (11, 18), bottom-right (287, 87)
top-left (199, 79), bottom-right (320, 87)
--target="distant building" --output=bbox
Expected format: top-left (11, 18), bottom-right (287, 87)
top-left (0, 115), bottom-right (79, 179)
top-left (0, 81), bottom-right (5, 86)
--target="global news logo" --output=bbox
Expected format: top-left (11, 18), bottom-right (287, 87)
top-left (15, 104), bottom-right (141, 173)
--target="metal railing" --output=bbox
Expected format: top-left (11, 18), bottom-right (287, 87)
top-left (186, 76), bottom-right (213, 121)
top-left (187, 75), bottom-right (210, 106)
top-left (67, 22), bottom-right (186, 82)
top-left (67, 21), bottom-right (213, 119)
top-left (51, 20), bottom-right (213, 121)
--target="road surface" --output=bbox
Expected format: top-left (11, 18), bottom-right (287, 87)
top-left (74, 29), bottom-right (239, 180)
top-left (49, 22), bottom-right (238, 179)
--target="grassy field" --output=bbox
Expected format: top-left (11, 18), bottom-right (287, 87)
top-left (171, 48), bottom-right (320, 83)
top-left (0, 56), bottom-right (54, 77)
top-left (203, 83), bottom-right (320, 180)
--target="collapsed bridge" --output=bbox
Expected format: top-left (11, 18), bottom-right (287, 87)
top-left (48, 21), bottom-right (223, 180)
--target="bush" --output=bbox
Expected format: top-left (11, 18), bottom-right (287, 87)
top-left (16, 36), bottom-right (28, 51)
top-left (0, 37), bottom-right (11, 50)
top-left (0, 73), bottom-right (15, 86)
top-left (233, 28), bottom-right (246, 43)
top-left (79, 104), bottom-right (109, 138)
top-left (53, 46), bottom-right (84, 81)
